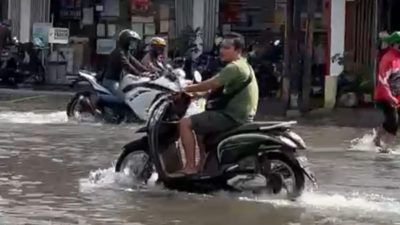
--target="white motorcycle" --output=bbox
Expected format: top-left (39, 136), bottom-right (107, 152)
top-left (66, 67), bottom-right (203, 124)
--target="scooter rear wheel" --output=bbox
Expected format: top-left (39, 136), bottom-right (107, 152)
top-left (261, 153), bottom-right (305, 200)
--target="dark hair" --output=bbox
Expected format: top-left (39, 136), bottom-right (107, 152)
top-left (223, 32), bottom-right (245, 51)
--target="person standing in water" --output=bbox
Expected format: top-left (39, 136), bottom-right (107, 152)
top-left (374, 31), bottom-right (400, 152)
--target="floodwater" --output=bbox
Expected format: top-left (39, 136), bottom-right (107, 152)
top-left (0, 102), bottom-right (400, 224)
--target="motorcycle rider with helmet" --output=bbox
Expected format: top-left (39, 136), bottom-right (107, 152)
top-left (141, 37), bottom-right (167, 72)
top-left (103, 29), bottom-right (150, 96)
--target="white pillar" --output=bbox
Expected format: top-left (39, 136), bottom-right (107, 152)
top-left (330, 0), bottom-right (345, 76)
top-left (325, 0), bottom-right (346, 109)
top-left (192, 0), bottom-right (205, 29)
top-left (20, 0), bottom-right (31, 43)
top-left (7, 0), bottom-right (11, 19)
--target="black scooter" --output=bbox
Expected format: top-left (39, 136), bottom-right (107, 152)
top-left (0, 37), bottom-right (45, 86)
top-left (115, 93), bottom-right (316, 199)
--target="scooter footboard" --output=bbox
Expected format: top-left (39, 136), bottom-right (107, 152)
top-left (158, 142), bottom-right (183, 174)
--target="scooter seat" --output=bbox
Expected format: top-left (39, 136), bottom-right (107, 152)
top-left (209, 121), bottom-right (296, 144)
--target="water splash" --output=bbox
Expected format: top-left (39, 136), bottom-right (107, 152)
top-left (241, 191), bottom-right (400, 220)
top-left (348, 129), bottom-right (380, 152)
top-left (79, 167), bottom-right (158, 193)
top-left (349, 129), bottom-right (400, 154)
top-left (0, 111), bottom-right (68, 124)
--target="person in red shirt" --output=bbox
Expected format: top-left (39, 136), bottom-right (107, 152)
top-left (374, 31), bottom-right (400, 152)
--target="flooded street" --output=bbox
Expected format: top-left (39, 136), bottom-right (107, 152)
top-left (0, 93), bottom-right (400, 225)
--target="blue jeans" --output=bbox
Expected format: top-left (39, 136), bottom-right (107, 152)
top-left (103, 79), bottom-right (120, 96)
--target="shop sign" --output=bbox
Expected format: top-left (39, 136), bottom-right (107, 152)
top-left (49, 28), bottom-right (70, 44)
top-left (96, 39), bottom-right (116, 55)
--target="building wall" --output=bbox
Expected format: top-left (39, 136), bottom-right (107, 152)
top-left (329, 0), bottom-right (345, 76)
top-left (8, 0), bottom-right (21, 37)
top-left (203, 0), bottom-right (219, 51)
top-left (0, 0), bottom-right (8, 21)
top-left (7, 0), bottom-right (50, 41)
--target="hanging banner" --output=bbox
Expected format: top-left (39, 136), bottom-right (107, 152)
top-left (222, 0), bottom-right (241, 23)
top-left (60, 0), bottom-right (82, 19)
top-left (132, 0), bottom-right (150, 11)
top-left (131, 0), bottom-right (155, 15)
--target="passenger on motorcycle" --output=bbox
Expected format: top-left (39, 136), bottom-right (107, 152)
top-left (103, 29), bottom-right (150, 96)
top-left (178, 32), bottom-right (259, 175)
top-left (141, 37), bottom-right (167, 72)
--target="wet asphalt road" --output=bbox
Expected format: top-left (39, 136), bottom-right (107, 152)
top-left (0, 91), bottom-right (399, 225)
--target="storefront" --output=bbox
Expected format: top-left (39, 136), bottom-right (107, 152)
top-left (48, 0), bottom-right (177, 83)
top-left (218, 0), bottom-right (329, 101)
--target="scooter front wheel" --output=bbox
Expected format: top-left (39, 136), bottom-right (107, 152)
top-left (115, 138), bottom-right (153, 183)
top-left (66, 92), bottom-right (98, 123)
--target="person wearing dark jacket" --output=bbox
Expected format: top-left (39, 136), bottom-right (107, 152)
top-left (0, 20), bottom-right (11, 53)
top-left (103, 29), bottom-right (149, 96)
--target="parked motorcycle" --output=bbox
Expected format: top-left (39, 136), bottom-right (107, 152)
top-left (0, 37), bottom-right (46, 86)
top-left (66, 66), bottom-right (203, 124)
top-left (115, 93), bottom-right (316, 199)
top-left (249, 39), bottom-right (283, 97)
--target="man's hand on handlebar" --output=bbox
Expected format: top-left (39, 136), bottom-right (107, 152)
top-left (141, 71), bottom-right (152, 77)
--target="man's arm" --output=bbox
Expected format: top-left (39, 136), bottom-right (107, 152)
top-left (184, 77), bottom-right (221, 93)
top-left (141, 54), bottom-right (158, 72)
top-left (184, 63), bottom-right (238, 93)
top-left (121, 54), bottom-right (141, 75)
top-left (130, 55), bottom-right (150, 72)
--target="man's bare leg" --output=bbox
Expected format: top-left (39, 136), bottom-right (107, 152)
top-left (196, 135), bottom-right (206, 172)
top-left (178, 118), bottom-right (197, 174)
top-left (374, 127), bottom-right (396, 152)
top-left (374, 127), bottom-right (384, 147)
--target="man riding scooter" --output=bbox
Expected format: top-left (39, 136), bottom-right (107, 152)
top-left (103, 29), bottom-right (150, 96)
top-left (177, 32), bottom-right (259, 175)
top-left (141, 37), bottom-right (167, 72)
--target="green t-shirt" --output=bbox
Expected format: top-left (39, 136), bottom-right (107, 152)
top-left (214, 57), bottom-right (259, 123)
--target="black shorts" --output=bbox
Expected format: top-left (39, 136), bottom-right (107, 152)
top-left (190, 111), bottom-right (241, 136)
top-left (377, 101), bottom-right (400, 135)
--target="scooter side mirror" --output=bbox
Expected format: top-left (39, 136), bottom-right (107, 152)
top-left (12, 36), bottom-right (19, 45)
top-left (193, 70), bottom-right (202, 83)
